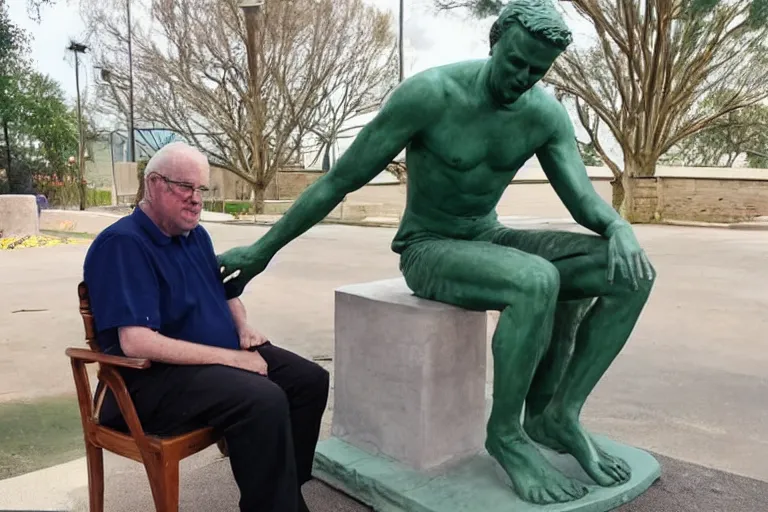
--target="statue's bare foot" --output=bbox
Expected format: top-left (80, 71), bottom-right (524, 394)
top-left (526, 413), bottom-right (631, 477)
top-left (534, 411), bottom-right (631, 486)
top-left (485, 435), bottom-right (588, 504)
top-left (524, 413), bottom-right (567, 452)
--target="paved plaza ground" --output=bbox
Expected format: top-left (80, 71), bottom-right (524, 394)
top-left (0, 219), bottom-right (767, 510)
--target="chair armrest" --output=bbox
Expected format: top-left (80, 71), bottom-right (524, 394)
top-left (65, 348), bottom-right (151, 370)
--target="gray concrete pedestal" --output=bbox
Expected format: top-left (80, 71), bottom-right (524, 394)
top-left (317, 277), bottom-right (661, 511)
top-left (331, 277), bottom-right (488, 471)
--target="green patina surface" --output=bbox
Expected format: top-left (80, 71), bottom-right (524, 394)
top-left (219, 0), bottom-right (657, 505)
top-left (313, 436), bottom-right (661, 512)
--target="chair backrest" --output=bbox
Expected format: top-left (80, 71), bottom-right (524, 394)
top-left (78, 281), bottom-right (101, 353)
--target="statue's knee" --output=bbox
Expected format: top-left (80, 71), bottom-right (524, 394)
top-left (517, 261), bottom-right (560, 305)
top-left (615, 259), bottom-right (655, 298)
top-left (637, 260), bottom-right (656, 295)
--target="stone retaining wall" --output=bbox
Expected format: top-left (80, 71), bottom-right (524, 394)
top-left (630, 177), bottom-right (768, 223)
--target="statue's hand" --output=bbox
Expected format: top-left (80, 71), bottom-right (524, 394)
top-left (217, 244), bottom-right (272, 298)
top-left (606, 223), bottom-right (654, 290)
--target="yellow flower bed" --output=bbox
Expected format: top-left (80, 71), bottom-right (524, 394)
top-left (0, 235), bottom-right (89, 250)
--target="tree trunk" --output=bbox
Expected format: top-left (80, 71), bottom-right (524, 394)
top-left (78, 138), bottom-right (87, 211)
top-left (133, 160), bottom-right (148, 207)
top-left (616, 173), bottom-right (635, 221)
top-left (616, 159), bottom-right (656, 222)
top-left (252, 183), bottom-right (265, 216)
top-left (2, 119), bottom-right (11, 183)
top-left (611, 177), bottom-right (625, 212)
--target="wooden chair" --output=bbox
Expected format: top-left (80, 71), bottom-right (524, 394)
top-left (66, 282), bottom-right (222, 511)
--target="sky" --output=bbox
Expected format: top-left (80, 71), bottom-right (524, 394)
top-left (8, 0), bottom-right (594, 103)
top-left (7, 0), bottom-right (604, 163)
top-left (7, 0), bottom-right (90, 100)
top-left (7, 0), bottom-right (495, 101)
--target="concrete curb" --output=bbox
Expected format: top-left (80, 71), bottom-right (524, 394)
top-left (320, 218), bottom-right (400, 228)
top-left (209, 216), bottom-right (580, 230)
top-left (203, 218), bottom-right (402, 229)
top-left (662, 220), bottom-right (768, 231)
top-left (44, 208), bottom-right (125, 219)
top-left (727, 222), bottom-right (768, 231)
top-left (0, 457), bottom-right (86, 510)
top-left (662, 220), bottom-right (732, 229)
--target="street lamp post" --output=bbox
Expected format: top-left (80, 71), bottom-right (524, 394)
top-left (67, 41), bottom-right (88, 211)
top-left (127, 0), bottom-right (136, 162)
top-left (240, 0), bottom-right (264, 95)
top-left (399, 0), bottom-right (404, 82)
top-left (239, 1), bottom-right (268, 205)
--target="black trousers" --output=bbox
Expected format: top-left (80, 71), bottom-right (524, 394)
top-left (100, 342), bottom-right (330, 512)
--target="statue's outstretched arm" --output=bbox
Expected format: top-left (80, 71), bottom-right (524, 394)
top-left (217, 74), bottom-right (443, 298)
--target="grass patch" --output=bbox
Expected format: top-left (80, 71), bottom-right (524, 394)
top-left (40, 230), bottom-right (97, 240)
top-left (0, 395), bottom-right (85, 480)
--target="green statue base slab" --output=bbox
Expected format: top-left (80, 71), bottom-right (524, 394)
top-left (313, 436), bottom-right (661, 512)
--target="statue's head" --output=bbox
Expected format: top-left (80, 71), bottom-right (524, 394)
top-left (488, 0), bottom-right (572, 103)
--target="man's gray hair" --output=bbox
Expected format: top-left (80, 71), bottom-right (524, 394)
top-left (141, 142), bottom-right (209, 203)
top-left (489, 0), bottom-right (573, 53)
top-left (144, 142), bottom-right (208, 177)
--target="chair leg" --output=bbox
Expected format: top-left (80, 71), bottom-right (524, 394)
top-left (146, 457), bottom-right (180, 512)
top-left (216, 438), bottom-right (229, 457)
top-left (85, 442), bottom-right (104, 512)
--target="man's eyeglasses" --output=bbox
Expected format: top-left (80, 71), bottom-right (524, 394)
top-left (149, 172), bottom-right (210, 197)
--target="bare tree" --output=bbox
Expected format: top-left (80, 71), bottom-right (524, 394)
top-left (661, 93), bottom-right (768, 167)
top-left (433, 0), bottom-right (504, 17)
top-left (81, 0), bottom-right (396, 213)
top-left (25, 0), bottom-right (55, 21)
top-left (435, 0), bottom-right (768, 219)
top-left (546, 1), bottom-right (768, 217)
top-left (304, 50), bottom-right (399, 171)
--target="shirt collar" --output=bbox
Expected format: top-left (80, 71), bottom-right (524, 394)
top-left (132, 206), bottom-right (172, 246)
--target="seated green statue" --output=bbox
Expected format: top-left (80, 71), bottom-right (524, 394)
top-left (218, 0), bottom-right (655, 505)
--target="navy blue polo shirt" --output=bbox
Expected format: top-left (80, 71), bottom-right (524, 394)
top-left (83, 207), bottom-right (240, 356)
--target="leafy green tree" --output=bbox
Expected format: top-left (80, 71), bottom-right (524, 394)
top-left (663, 96), bottom-right (768, 167)
top-left (746, 149), bottom-right (768, 168)
top-left (14, 72), bottom-right (79, 173)
top-left (2, 71), bottom-right (79, 194)
top-left (1, 3), bottom-right (31, 192)
top-left (1, 4), bottom-right (78, 194)
top-left (577, 140), bottom-right (602, 167)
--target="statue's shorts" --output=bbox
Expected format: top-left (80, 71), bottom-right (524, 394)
top-left (397, 224), bottom-right (608, 310)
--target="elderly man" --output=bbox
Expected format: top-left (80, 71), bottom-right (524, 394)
top-left (83, 142), bottom-right (328, 512)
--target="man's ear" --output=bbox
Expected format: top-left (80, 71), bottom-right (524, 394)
top-left (144, 175), bottom-right (156, 203)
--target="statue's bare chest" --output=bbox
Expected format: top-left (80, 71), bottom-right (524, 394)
top-left (417, 104), bottom-right (548, 172)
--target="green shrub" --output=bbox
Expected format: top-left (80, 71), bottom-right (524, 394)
top-left (203, 200), bottom-right (252, 215)
top-left (87, 189), bottom-right (112, 207)
top-left (223, 201), bottom-right (252, 215)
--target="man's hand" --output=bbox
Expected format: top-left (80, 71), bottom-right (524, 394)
top-left (218, 243), bottom-right (272, 298)
top-left (606, 221), bottom-right (654, 290)
top-left (229, 349), bottom-right (268, 376)
top-left (238, 324), bottom-right (268, 350)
